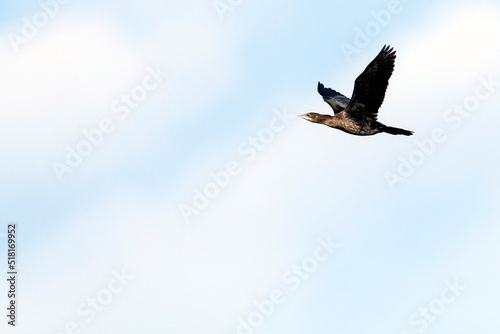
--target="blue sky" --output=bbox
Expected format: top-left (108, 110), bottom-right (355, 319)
top-left (1, 0), bottom-right (500, 333)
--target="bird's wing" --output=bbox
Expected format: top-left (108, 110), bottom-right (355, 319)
top-left (317, 82), bottom-right (350, 114)
top-left (345, 45), bottom-right (396, 120)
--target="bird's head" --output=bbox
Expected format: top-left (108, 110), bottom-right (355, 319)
top-left (298, 112), bottom-right (326, 124)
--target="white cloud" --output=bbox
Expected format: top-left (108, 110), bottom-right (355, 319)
top-left (0, 7), bottom-right (236, 152)
top-left (0, 16), bottom-right (149, 151)
top-left (389, 3), bottom-right (500, 116)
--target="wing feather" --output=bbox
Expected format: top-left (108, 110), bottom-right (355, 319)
top-left (317, 82), bottom-right (350, 114)
top-left (345, 45), bottom-right (396, 120)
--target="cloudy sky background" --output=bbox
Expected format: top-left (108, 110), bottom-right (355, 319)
top-left (1, 0), bottom-right (500, 333)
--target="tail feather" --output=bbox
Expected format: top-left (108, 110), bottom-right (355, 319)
top-left (383, 126), bottom-right (413, 136)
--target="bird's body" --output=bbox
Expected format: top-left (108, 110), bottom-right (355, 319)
top-left (319, 111), bottom-right (382, 136)
top-left (299, 45), bottom-right (413, 136)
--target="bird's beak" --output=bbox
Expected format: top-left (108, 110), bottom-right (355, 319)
top-left (298, 114), bottom-right (312, 122)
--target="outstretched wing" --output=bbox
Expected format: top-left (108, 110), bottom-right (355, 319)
top-left (345, 45), bottom-right (396, 120)
top-left (317, 82), bottom-right (350, 114)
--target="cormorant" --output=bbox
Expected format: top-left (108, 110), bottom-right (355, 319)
top-left (299, 45), bottom-right (413, 136)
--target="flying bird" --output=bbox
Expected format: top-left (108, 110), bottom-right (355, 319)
top-left (299, 45), bottom-right (413, 136)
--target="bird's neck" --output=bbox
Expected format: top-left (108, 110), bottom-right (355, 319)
top-left (315, 114), bottom-right (334, 124)
top-left (321, 113), bottom-right (348, 129)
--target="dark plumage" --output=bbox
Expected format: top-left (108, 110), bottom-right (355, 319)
top-left (299, 45), bottom-right (413, 136)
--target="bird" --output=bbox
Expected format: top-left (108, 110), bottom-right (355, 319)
top-left (298, 45), bottom-right (413, 136)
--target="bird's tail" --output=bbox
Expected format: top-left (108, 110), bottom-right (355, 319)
top-left (383, 126), bottom-right (414, 136)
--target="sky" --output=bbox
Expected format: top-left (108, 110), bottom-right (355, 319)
top-left (1, 0), bottom-right (500, 333)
